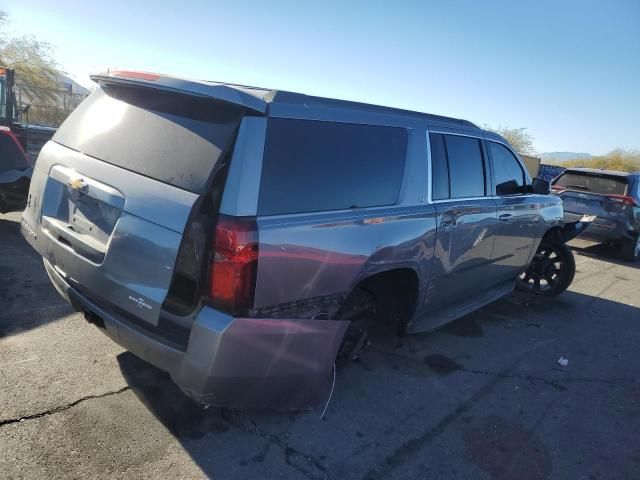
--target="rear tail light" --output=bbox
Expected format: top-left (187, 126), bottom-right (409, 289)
top-left (209, 215), bottom-right (259, 315)
top-left (606, 194), bottom-right (637, 207)
top-left (551, 184), bottom-right (566, 194)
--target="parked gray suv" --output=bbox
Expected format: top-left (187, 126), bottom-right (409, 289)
top-left (552, 168), bottom-right (640, 261)
top-left (20, 71), bottom-right (587, 409)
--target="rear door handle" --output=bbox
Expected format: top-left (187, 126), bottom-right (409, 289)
top-left (499, 214), bottom-right (512, 222)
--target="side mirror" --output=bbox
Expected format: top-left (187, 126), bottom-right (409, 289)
top-left (531, 177), bottom-right (551, 195)
top-left (496, 179), bottom-right (520, 196)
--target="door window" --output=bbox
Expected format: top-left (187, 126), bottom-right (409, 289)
top-left (429, 133), bottom-right (486, 200)
top-left (488, 141), bottom-right (526, 195)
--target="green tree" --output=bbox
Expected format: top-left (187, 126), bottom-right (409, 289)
top-left (484, 125), bottom-right (536, 155)
top-left (0, 11), bottom-right (72, 125)
top-left (561, 149), bottom-right (640, 172)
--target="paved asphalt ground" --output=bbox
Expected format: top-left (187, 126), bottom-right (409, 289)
top-left (1, 209), bottom-right (639, 480)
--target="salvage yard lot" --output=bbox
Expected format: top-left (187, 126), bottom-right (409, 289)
top-left (1, 209), bottom-right (639, 480)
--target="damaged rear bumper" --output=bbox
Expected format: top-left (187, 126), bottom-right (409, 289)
top-left (43, 259), bottom-right (348, 410)
top-left (558, 214), bottom-right (597, 243)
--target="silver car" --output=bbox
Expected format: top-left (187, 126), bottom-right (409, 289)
top-left (21, 71), bottom-right (588, 409)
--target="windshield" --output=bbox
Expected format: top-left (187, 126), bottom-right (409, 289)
top-left (554, 172), bottom-right (628, 195)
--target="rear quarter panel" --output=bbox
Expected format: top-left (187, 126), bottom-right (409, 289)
top-left (254, 206), bottom-right (437, 311)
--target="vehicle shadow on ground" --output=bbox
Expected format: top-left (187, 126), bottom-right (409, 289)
top-left (0, 216), bottom-right (40, 260)
top-left (0, 217), bottom-right (73, 338)
top-left (570, 241), bottom-right (638, 269)
top-left (117, 289), bottom-right (640, 479)
top-left (117, 353), bottom-right (230, 438)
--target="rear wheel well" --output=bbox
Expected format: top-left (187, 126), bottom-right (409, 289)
top-left (336, 268), bottom-right (419, 360)
top-left (339, 268), bottom-right (419, 332)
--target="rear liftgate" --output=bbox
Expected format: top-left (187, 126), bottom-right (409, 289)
top-left (22, 72), bottom-right (270, 326)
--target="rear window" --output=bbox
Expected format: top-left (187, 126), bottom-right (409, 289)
top-left (258, 119), bottom-right (407, 215)
top-left (53, 86), bottom-right (243, 193)
top-left (554, 172), bottom-right (628, 195)
top-left (0, 132), bottom-right (27, 172)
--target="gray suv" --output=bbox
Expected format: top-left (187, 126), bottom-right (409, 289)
top-left (20, 71), bottom-right (586, 409)
top-left (552, 168), bottom-right (640, 261)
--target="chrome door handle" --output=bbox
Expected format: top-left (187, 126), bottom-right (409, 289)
top-left (499, 214), bottom-right (512, 222)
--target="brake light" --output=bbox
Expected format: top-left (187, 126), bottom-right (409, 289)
top-left (607, 194), bottom-right (637, 207)
top-left (111, 70), bottom-right (160, 81)
top-left (551, 184), bottom-right (566, 194)
top-left (209, 215), bottom-right (259, 315)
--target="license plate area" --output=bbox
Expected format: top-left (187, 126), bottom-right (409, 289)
top-left (41, 166), bottom-right (125, 264)
top-left (23, 144), bottom-right (198, 327)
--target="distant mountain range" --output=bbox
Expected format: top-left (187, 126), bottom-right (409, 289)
top-left (539, 152), bottom-right (593, 162)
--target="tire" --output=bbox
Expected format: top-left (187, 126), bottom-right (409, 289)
top-left (516, 240), bottom-right (575, 296)
top-left (620, 233), bottom-right (640, 262)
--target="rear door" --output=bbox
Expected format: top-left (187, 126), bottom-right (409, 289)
top-left (21, 83), bottom-right (249, 325)
top-left (426, 132), bottom-right (499, 312)
top-left (487, 140), bottom-right (543, 281)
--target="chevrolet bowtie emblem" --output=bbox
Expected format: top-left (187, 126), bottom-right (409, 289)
top-left (68, 178), bottom-right (88, 192)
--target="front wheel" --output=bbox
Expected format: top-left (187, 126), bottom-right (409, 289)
top-left (516, 241), bottom-right (575, 296)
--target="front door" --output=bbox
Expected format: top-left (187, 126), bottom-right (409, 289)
top-left (487, 140), bottom-right (542, 282)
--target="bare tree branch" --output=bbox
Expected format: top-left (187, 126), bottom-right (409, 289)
top-left (1, 10), bottom-right (76, 125)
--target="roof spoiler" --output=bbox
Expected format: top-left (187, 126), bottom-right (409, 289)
top-left (90, 70), bottom-right (267, 114)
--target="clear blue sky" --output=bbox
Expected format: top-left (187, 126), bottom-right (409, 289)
top-left (4, 0), bottom-right (639, 154)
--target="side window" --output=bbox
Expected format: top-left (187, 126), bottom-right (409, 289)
top-left (429, 133), bottom-right (450, 200)
top-left (443, 134), bottom-right (486, 198)
top-left (488, 141), bottom-right (526, 195)
top-left (258, 119), bottom-right (408, 215)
